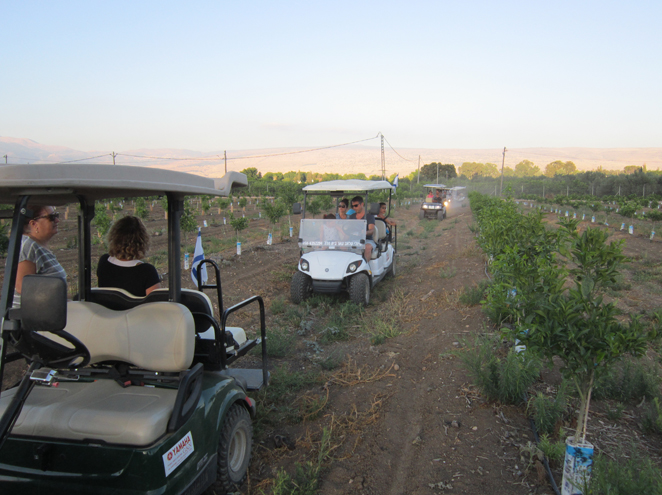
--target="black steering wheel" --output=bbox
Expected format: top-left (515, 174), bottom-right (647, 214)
top-left (10, 328), bottom-right (90, 369)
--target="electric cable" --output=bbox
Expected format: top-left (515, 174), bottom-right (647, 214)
top-left (382, 135), bottom-right (416, 162)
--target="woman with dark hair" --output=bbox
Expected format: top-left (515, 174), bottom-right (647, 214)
top-left (97, 215), bottom-right (161, 297)
top-left (13, 205), bottom-right (66, 307)
top-left (336, 198), bottom-right (352, 219)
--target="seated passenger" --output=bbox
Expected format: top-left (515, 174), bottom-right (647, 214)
top-left (97, 216), bottom-right (161, 297)
top-left (348, 196), bottom-right (376, 262)
top-left (336, 198), bottom-right (351, 219)
top-left (426, 191), bottom-right (434, 201)
top-left (377, 202), bottom-right (396, 239)
top-left (433, 190), bottom-right (442, 203)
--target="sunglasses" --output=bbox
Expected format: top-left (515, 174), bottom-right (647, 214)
top-left (33, 212), bottom-right (60, 222)
top-left (339, 205), bottom-right (347, 208)
top-left (351, 203), bottom-right (360, 208)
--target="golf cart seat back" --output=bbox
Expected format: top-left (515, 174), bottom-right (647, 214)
top-left (85, 287), bottom-right (246, 345)
top-left (62, 301), bottom-right (195, 371)
top-left (373, 219), bottom-right (388, 247)
top-left (85, 288), bottom-right (214, 334)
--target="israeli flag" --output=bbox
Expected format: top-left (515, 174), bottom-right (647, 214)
top-left (191, 228), bottom-right (208, 286)
top-left (393, 174), bottom-right (399, 188)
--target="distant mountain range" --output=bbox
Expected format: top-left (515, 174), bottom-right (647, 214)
top-left (2, 136), bottom-right (660, 178)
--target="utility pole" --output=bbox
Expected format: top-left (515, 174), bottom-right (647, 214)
top-left (3, 155), bottom-right (6, 164)
top-left (112, 152), bottom-right (117, 165)
top-left (224, 151), bottom-right (227, 174)
top-left (436, 163), bottom-right (439, 184)
top-left (417, 155), bottom-right (421, 184)
top-left (499, 147), bottom-right (507, 196)
top-left (543, 183), bottom-right (545, 199)
top-left (567, 185), bottom-right (569, 197)
top-left (380, 134), bottom-right (386, 180)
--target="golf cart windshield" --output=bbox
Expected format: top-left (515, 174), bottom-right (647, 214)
top-left (298, 219), bottom-right (366, 253)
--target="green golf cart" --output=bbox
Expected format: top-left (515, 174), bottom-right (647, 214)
top-left (0, 164), bottom-right (268, 494)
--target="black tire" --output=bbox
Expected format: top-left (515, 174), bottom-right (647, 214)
top-left (349, 273), bottom-right (370, 306)
top-left (213, 404), bottom-right (252, 494)
top-left (388, 255), bottom-right (396, 278)
top-left (290, 271), bottom-right (312, 304)
top-left (443, 208), bottom-right (447, 219)
top-left (437, 210), bottom-right (444, 221)
top-left (418, 209), bottom-right (425, 220)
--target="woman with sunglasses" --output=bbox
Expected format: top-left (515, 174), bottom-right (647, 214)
top-left (336, 198), bottom-right (353, 219)
top-left (13, 206), bottom-right (66, 307)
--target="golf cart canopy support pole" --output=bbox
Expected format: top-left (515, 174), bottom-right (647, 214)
top-left (167, 194), bottom-right (183, 303)
top-left (77, 197), bottom-right (95, 302)
top-left (0, 196), bottom-right (30, 387)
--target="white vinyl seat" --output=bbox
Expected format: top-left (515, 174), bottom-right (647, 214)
top-left (0, 301), bottom-right (196, 446)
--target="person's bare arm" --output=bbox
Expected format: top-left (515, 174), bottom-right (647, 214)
top-left (15, 260), bottom-right (37, 294)
top-left (145, 282), bottom-right (161, 296)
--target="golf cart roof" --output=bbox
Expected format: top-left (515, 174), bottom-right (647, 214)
top-left (303, 179), bottom-right (395, 193)
top-left (450, 186), bottom-right (466, 191)
top-left (423, 184), bottom-right (448, 189)
top-left (0, 164), bottom-right (247, 204)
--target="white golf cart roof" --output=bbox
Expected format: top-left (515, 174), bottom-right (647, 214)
top-left (0, 164), bottom-right (247, 204)
top-left (303, 179), bottom-right (395, 193)
top-left (423, 183), bottom-right (448, 189)
top-left (450, 186), bottom-right (466, 191)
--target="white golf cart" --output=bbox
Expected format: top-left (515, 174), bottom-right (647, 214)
top-left (419, 183), bottom-right (450, 220)
top-left (290, 180), bottom-right (396, 306)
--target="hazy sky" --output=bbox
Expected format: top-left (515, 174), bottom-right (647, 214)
top-left (2, 1), bottom-right (661, 152)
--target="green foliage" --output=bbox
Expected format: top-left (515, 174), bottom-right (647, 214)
top-left (459, 336), bottom-right (541, 405)
top-left (262, 198), bottom-right (287, 229)
top-left (527, 382), bottom-right (568, 436)
top-left (93, 202), bottom-right (112, 243)
top-left (306, 197), bottom-right (324, 218)
top-left (586, 449), bottom-right (662, 494)
top-left (0, 222), bottom-right (9, 257)
top-left (180, 200), bottom-right (197, 239)
top-left (419, 162), bottom-right (457, 182)
top-left (593, 358), bottom-right (660, 402)
top-left (642, 397), bottom-right (662, 434)
top-left (214, 198), bottom-right (230, 211)
top-left (264, 326), bottom-right (295, 358)
top-left (134, 197), bottom-right (149, 219)
top-left (270, 297), bottom-right (286, 315)
top-left (240, 167), bottom-right (261, 180)
top-left (459, 280), bottom-right (490, 306)
top-left (270, 428), bottom-right (332, 495)
top-left (538, 434), bottom-right (566, 463)
top-left (238, 197), bottom-right (247, 209)
top-left (229, 214), bottom-right (249, 240)
top-left (439, 266), bottom-right (457, 279)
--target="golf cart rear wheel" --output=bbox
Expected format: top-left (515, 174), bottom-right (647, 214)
top-left (290, 271), bottom-right (312, 304)
top-left (388, 255), bottom-right (396, 278)
top-left (349, 273), bottom-right (370, 306)
top-left (418, 209), bottom-right (425, 220)
top-left (214, 403), bottom-right (252, 493)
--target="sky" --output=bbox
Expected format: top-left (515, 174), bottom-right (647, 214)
top-left (2, 1), bottom-right (661, 153)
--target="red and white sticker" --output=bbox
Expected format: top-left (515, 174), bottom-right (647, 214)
top-left (163, 431), bottom-right (195, 476)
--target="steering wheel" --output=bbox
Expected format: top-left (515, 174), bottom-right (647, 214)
top-left (10, 329), bottom-right (90, 369)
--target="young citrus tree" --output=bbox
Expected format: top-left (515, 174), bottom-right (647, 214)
top-left (261, 199), bottom-right (286, 239)
top-left (518, 221), bottom-right (654, 443)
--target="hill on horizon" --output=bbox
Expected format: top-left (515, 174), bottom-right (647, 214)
top-left (1, 136), bottom-right (660, 178)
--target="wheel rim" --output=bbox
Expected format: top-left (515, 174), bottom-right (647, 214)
top-left (228, 427), bottom-right (248, 473)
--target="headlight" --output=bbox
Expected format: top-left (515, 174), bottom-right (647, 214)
top-left (346, 260), bottom-right (362, 273)
top-left (444, 201), bottom-right (449, 206)
top-left (300, 260), bottom-right (309, 271)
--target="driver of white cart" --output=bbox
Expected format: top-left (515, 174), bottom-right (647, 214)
top-left (348, 196), bottom-right (376, 262)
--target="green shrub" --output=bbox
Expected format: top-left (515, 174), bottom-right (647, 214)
top-left (264, 327), bottom-right (295, 358)
top-left (587, 448), bottom-right (662, 494)
top-left (439, 266), bottom-right (457, 279)
top-left (642, 397), bottom-right (662, 434)
top-left (270, 297), bottom-right (286, 315)
top-left (593, 358), bottom-right (660, 403)
top-left (527, 382), bottom-right (568, 436)
top-left (460, 280), bottom-right (490, 306)
top-left (538, 434), bottom-right (565, 463)
top-left (460, 336), bottom-right (541, 405)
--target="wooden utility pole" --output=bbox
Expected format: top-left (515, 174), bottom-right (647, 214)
top-left (417, 155), bottom-right (421, 184)
top-left (112, 152), bottom-right (117, 165)
top-left (499, 147), bottom-right (507, 196)
top-left (3, 155), bottom-right (7, 164)
top-left (380, 134), bottom-right (386, 180)
top-left (224, 151), bottom-right (227, 174)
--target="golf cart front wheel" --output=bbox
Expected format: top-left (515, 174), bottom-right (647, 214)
top-left (214, 403), bottom-right (252, 493)
top-left (437, 210), bottom-right (444, 221)
top-left (349, 273), bottom-right (370, 306)
top-left (290, 271), bottom-right (312, 304)
top-left (418, 209), bottom-right (425, 220)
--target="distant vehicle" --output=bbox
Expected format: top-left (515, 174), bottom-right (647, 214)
top-left (0, 164), bottom-right (267, 495)
top-left (419, 183), bottom-right (450, 220)
top-left (290, 180), bottom-right (396, 306)
top-left (449, 186), bottom-right (467, 202)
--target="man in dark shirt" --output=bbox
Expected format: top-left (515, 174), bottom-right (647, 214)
top-left (349, 196), bottom-right (376, 262)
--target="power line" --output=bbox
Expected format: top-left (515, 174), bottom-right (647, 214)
top-left (382, 135), bottom-right (416, 162)
top-left (116, 133), bottom-right (381, 162)
top-left (54, 153), bottom-right (114, 164)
